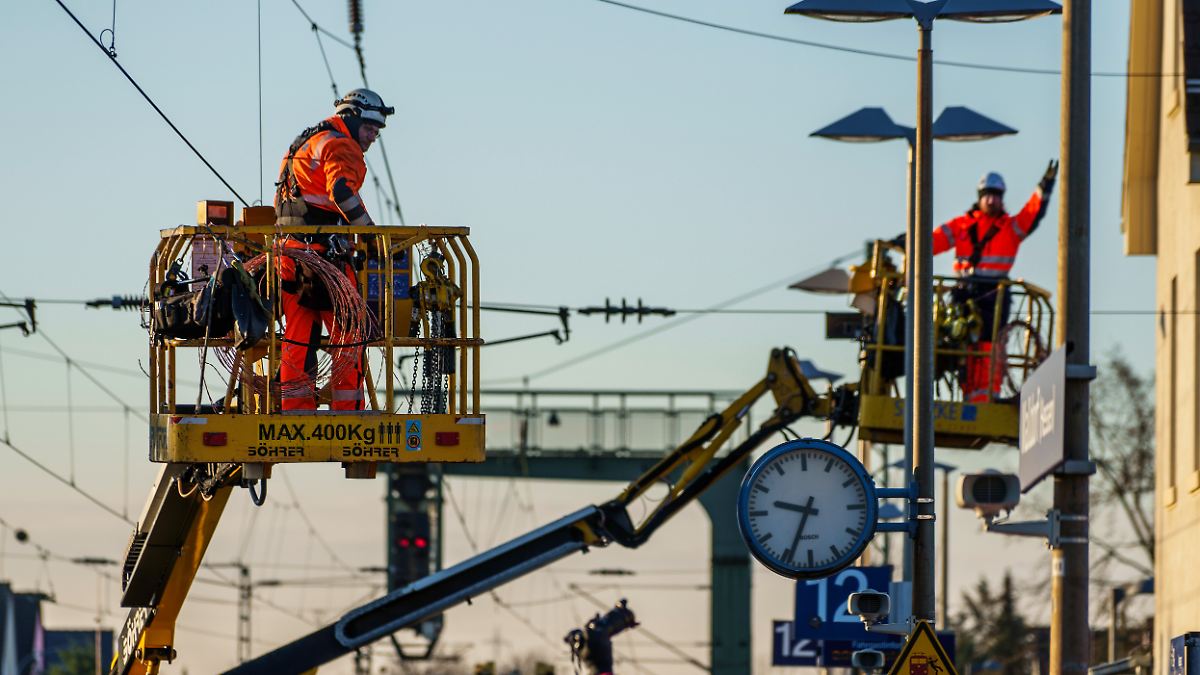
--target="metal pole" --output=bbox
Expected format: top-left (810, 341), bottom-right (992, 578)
top-left (1052, 0), bottom-right (1091, 671)
top-left (902, 119), bottom-right (917, 592)
top-left (238, 565), bottom-right (251, 663)
top-left (882, 444), bottom-right (891, 567)
top-left (1108, 587), bottom-right (1121, 663)
top-left (911, 16), bottom-right (937, 623)
top-left (939, 468), bottom-right (949, 629)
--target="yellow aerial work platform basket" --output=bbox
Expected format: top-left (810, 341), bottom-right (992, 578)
top-left (850, 240), bottom-right (1053, 449)
top-left (146, 202), bottom-right (484, 474)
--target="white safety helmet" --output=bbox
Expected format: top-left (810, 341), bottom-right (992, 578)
top-left (977, 171), bottom-right (1006, 195)
top-left (334, 88), bottom-right (394, 128)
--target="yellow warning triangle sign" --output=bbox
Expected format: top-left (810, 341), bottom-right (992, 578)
top-left (887, 620), bottom-right (958, 675)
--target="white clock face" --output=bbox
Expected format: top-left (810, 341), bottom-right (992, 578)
top-left (741, 444), bottom-right (874, 577)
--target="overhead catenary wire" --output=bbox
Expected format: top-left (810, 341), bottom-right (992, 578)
top-left (1, 434), bottom-right (131, 524)
top-left (0, 345), bottom-right (174, 384)
top-left (0, 292), bottom-right (141, 523)
top-left (26, 334), bottom-right (146, 422)
top-left (0, 290), bottom-right (146, 417)
top-left (0, 430), bottom-right (134, 527)
top-left (588, 0), bottom-right (1181, 79)
top-left (51, 0), bottom-right (250, 207)
top-left (502, 248), bottom-right (863, 383)
top-left (480, 299), bottom-right (1176, 316)
top-left (15, 295), bottom-right (1175, 316)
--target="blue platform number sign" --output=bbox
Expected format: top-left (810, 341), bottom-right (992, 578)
top-left (794, 565), bottom-right (893, 640)
top-left (772, 620), bottom-right (819, 666)
top-left (1170, 633), bottom-right (1200, 675)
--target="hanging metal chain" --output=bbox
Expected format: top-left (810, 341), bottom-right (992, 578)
top-left (421, 310), bottom-right (447, 414)
top-left (407, 241), bottom-right (452, 414)
top-left (405, 343), bottom-right (420, 414)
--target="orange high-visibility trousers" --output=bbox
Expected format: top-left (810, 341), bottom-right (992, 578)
top-left (963, 340), bottom-right (1000, 403)
top-left (278, 256), bottom-right (363, 411)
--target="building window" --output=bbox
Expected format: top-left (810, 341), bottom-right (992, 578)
top-left (1186, 0), bottom-right (1200, 153)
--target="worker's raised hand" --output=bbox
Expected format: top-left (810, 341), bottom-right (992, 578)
top-left (1040, 159), bottom-right (1059, 194)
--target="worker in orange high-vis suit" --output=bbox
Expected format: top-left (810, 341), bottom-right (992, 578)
top-left (894, 160), bottom-right (1058, 403)
top-left (273, 88), bottom-right (394, 411)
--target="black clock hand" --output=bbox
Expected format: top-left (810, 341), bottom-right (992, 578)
top-left (783, 496), bottom-right (818, 563)
top-left (774, 500), bottom-right (821, 516)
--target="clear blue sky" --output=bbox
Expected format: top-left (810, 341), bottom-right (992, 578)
top-left (0, 1), bottom-right (1155, 673)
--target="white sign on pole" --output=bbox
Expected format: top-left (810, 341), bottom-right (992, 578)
top-left (1018, 346), bottom-right (1067, 492)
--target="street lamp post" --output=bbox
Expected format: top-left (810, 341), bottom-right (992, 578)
top-left (888, 459), bottom-right (956, 630)
top-left (786, 0), bottom-right (1060, 626)
top-left (811, 105), bottom-right (1014, 611)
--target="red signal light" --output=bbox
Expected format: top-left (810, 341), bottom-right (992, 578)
top-left (398, 538), bottom-right (411, 548)
top-left (414, 537), bottom-right (428, 549)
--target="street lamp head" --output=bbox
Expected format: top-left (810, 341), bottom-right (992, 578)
top-left (812, 105), bottom-right (1016, 144)
top-left (931, 106), bottom-right (1017, 141)
top-left (941, 0), bottom-right (1061, 23)
top-left (785, 0), bottom-right (916, 22)
top-left (810, 107), bottom-right (912, 142)
top-left (785, 0), bottom-right (1060, 23)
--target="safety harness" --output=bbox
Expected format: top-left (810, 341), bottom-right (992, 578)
top-left (965, 219), bottom-right (1002, 275)
top-left (274, 120), bottom-right (343, 227)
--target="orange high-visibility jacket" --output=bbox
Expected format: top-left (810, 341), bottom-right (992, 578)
top-left (932, 188), bottom-right (1048, 278)
top-left (275, 115), bottom-right (371, 227)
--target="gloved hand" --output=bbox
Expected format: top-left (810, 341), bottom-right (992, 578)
top-left (1039, 159), bottom-right (1059, 194)
top-left (889, 233), bottom-right (906, 248)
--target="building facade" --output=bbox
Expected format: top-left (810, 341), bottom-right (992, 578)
top-left (1122, 0), bottom-right (1200, 669)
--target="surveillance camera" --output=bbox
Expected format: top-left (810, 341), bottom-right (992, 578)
top-left (956, 470), bottom-right (1020, 522)
top-left (852, 649), bottom-right (886, 672)
top-left (846, 590), bottom-right (890, 624)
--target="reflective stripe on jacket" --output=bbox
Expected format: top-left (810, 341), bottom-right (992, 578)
top-left (274, 115), bottom-right (373, 227)
top-left (931, 188), bottom-right (1047, 278)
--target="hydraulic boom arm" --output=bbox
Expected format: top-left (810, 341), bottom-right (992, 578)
top-left (225, 348), bottom-right (824, 674)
